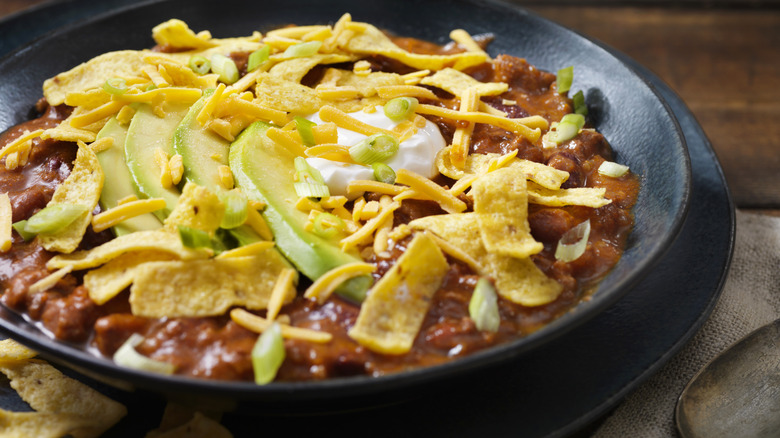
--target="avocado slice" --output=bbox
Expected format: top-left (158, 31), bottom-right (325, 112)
top-left (173, 89), bottom-right (230, 189)
top-left (125, 102), bottom-right (190, 219)
top-left (95, 117), bottom-right (162, 235)
top-left (230, 121), bottom-right (372, 302)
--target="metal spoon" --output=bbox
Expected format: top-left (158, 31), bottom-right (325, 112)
top-left (676, 318), bottom-right (780, 438)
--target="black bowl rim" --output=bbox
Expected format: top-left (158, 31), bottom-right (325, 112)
top-left (0, 0), bottom-right (691, 402)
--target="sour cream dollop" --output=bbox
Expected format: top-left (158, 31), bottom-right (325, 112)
top-left (304, 108), bottom-right (446, 197)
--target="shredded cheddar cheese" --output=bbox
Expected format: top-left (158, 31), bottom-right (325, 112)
top-left (266, 268), bottom-right (298, 321)
top-left (91, 198), bottom-right (167, 233)
top-left (394, 168), bottom-right (467, 214)
top-left (28, 266), bottom-right (74, 295)
top-left (319, 105), bottom-right (399, 139)
top-left (0, 194), bottom-right (12, 252)
top-left (230, 308), bottom-right (332, 343)
top-left (303, 262), bottom-right (376, 304)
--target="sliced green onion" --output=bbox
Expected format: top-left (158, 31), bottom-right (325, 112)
top-left (383, 97), bottom-right (419, 121)
top-left (312, 212), bottom-right (345, 239)
top-left (294, 157), bottom-right (325, 185)
top-left (294, 116), bottom-right (317, 147)
top-left (218, 189), bottom-right (249, 229)
top-left (227, 225), bottom-right (263, 247)
top-left (177, 225), bottom-right (212, 249)
top-left (572, 90), bottom-right (587, 116)
top-left (113, 334), bottom-right (175, 375)
top-left (294, 182), bottom-right (330, 198)
top-left (252, 322), bottom-right (285, 385)
top-left (145, 83), bottom-right (157, 92)
top-left (372, 162), bottom-right (396, 184)
top-left (468, 277), bottom-right (500, 333)
top-left (556, 66), bottom-right (573, 94)
top-left (598, 161), bottom-right (630, 178)
top-left (188, 55), bottom-right (211, 75)
top-left (555, 220), bottom-right (591, 262)
top-left (549, 113), bottom-right (586, 145)
top-left (283, 41), bottom-right (322, 58)
top-left (210, 54), bottom-right (239, 84)
top-left (12, 221), bottom-right (36, 242)
top-left (247, 46), bottom-right (270, 72)
top-left (103, 78), bottom-right (127, 95)
top-left (349, 133), bottom-right (400, 165)
top-left (24, 204), bottom-right (88, 235)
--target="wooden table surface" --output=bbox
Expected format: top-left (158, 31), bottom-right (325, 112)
top-left (3, 0), bottom-right (777, 212)
top-left (0, 1), bottom-right (776, 436)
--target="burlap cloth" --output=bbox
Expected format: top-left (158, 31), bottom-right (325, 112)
top-left (592, 210), bottom-right (780, 437)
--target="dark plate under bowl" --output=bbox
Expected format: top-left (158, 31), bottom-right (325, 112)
top-left (0, 0), bottom-right (690, 410)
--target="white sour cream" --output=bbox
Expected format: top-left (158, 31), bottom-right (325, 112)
top-left (304, 108), bottom-right (446, 197)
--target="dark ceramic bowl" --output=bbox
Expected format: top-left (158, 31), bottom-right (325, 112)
top-left (0, 0), bottom-right (690, 410)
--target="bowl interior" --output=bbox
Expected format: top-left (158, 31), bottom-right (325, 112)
top-left (0, 0), bottom-right (690, 405)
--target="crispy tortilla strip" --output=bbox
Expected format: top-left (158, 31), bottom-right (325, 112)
top-left (348, 233), bottom-right (448, 354)
top-left (527, 181), bottom-right (611, 208)
top-left (142, 54), bottom-right (218, 89)
top-left (43, 50), bottom-right (147, 106)
top-left (46, 230), bottom-right (211, 270)
top-left (328, 69), bottom-right (403, 98)
top-left (0, 359), bottom-right (126, 438)
top-left (420, 67), bottom-right (507, 97)
top-left (39, 142), bottom-right (103, 254)
top-left (84, 251), bottom-right (178, 305)
top-left (409, 214), bottom-right (562, 306)
top-left (41, 121), bottom-right (99, 143)
top-left (436, 148), bottom-right (570, 190)
top-left (472, 167), bottom-right (543, 258)
top-left (152, 19), bottom-right (217, 50)
top-left (0, 339), bottom-right (37, 363)
top-left (342, 22), bottom-right (488, 71)
top-left (129, 251), bottom-right (294, 318)
top-left (163, 182), bottom-right (224, 235)
top-left (269, 54), bottom-right (354, 84)
top-left (254, 73), bottom-right (324, 115)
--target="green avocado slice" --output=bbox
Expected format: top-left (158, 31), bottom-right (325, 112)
top-left (173, 89), bottom-right (231, 189)
top-left (230, 121), bottom-right (372, 302)
top-left (124, 102), bottom-right (190, 219)
top-left (95, 116), bottom-right (162, 235)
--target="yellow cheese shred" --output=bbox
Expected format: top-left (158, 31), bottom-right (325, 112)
top-left (230, 308), bottom-right (332, 343)
top-left (340, 197), bottom-right (400, 251)
top-left (449, 29), bottom-right (489, 58)
top-left (415, 104), bottom-right (547, 142)
top-left (315, 85), bottom-right (361, 101)
top-left (0, 129), bottom-right (42, 161)
top-left (450, 86), bottom-right (481, 169)
top-left (395, 168), bottom-right (467, 214)
top-left (0, 194), bottom-right (12, 252)
top-left (265, 127), bottom-right (307, 157)
top-left (346, 180), bottom-right (406, 198)
top-left (303, 262), bottom-right (376, 304)
top-left (424, 231), bottom-right (483, 275)
top-left (91, 198), bottom-right (167, 233)
top-left (376, 85), bottom-right (438, 100)
top-left (27, 266), bottom-right (74, 295)
top-left (319, 105), bottom-right (398, 139)
top-left (196, 83), bottom-right (226, 126)
top-left (69, 100), bottom-right (126, 129)
top-left (245, 208), bottom-right (274, 241)
top-left (215, 241), bottom-right (275, 259)
top-left (401, 70), bottom-right (431, 85)
top-left (265, 268), bottom-right (298, 321)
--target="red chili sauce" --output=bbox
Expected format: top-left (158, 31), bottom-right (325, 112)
top-left (0, 37), bottom-right (638, 381)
